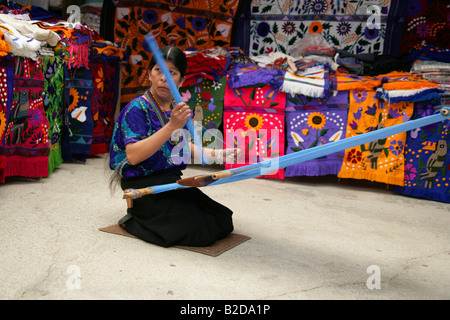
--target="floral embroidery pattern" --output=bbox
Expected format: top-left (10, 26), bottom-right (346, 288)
top-left (114, 0), bottom-right (239, 102)
top-left (399, 0), bottom-right (450, 54)
top-left (250, 0), bottom-right (391, 56)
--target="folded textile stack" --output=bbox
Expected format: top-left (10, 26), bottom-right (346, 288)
top-left (375, 71), bottom-right (443, 104)
top-left (409, 44), bottom-right (450, 105)
top-left (0, 13), bottom-right (60, 61)
top-left (183, 48), bottom-right (230, 87)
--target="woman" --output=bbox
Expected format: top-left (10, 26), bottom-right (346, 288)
top-left (109, 46), bottom-right (234, 248)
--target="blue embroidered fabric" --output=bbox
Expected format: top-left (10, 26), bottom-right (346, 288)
top-left (109, 94), bottom-right (188, 178)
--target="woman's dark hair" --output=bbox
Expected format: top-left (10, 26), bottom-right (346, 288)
top-left (148, 46), bottom-right (187, 78)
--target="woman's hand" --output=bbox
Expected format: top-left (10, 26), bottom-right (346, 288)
top-left (223, 148), bottom-right (242, 164)
top-left (167, 102), bottom-right (191, 130)
top-left (210, 148), bottom-right (242, 164)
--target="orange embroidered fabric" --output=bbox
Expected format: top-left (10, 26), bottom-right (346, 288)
top-left (335, 71), bottom-right (383, 91)
top-left (379, 71), bottom-right (440, 91)
top-left (338, 90), bottom-right (414, 186)
top-left (114, 0), bottom-right (239, 104)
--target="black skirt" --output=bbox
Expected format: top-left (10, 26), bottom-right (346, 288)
top-left (120, 167), bottom-right (234, 247)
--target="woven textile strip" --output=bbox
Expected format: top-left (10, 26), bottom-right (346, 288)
top-left (249, 0), bottom-right (393, 56)
top-left (114, 0), bottom-right (239, 104)
top-left (42, 55), bottom-right (64, 175)
top-left (89, 59), bottom-right (120, 155)
top-left (0, 56), bottom-right (13, 183)
top-left (338, 90), bottom-right (414, 186)
top-left (179, 76), bottom-right (226, 147)
top-left (62, 66), bottom-right (94, 160)
top-left (5, 57), bottom-right (49, 178)
top-left (285, 91), bottom-right (349, 177)
top-left (223, 84), bottom-right (286, 179)
top-left (393, 102), bottom-right (450, 203)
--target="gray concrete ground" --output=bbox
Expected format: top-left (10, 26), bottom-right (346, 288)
top-left (0, 154), bottom-right (449, 300)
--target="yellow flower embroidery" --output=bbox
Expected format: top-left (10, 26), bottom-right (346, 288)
top-left (244, 113), bottom-right (264, 132)
top-left (307, 112), bottom-right (326, 130)
top-left (68, 87), bottom-right (80, 112)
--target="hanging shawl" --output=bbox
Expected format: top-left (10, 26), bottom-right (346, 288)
top-left (393, 102), bottom-right (449, 203)
top-left (223, 83), bottom-right (286, 179)
top-left (89, 58), bottom-right (121, 155)
top-left (5, 56), bottom-right (49, 178)
top-left (42, 55), bottom-right (65, 174)
top-left (285, 91), bottom-right (349, 177)
top-left (62, 65), bottom-right (94, 161)
top-left (0, 54), bottom-right (13, 183)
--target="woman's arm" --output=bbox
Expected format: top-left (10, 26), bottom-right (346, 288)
top-left (126, 101), bottom-right (192, 165)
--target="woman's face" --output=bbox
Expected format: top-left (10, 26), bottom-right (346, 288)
top-left (148, 61), bottom-right (184, 101)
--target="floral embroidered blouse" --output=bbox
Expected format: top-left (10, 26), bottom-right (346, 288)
top-left (109, 91), bottom-right (188, 179)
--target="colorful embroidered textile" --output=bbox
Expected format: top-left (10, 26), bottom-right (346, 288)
top-left (399, 2), bottom-right (450, 55)
top-left (249, 0), bottom-right (396, 57)
top-left (377, 71), bottom-right (443, 103)
top-left (89, 58), bottom-right (121, 155)
top-left (285, 91), bottom-right (349, 177)
top-left (280, 70), bottom-right (330, 98)
top-left (33, 21), bottom-right (93, 69)
top-left (223, 111), bottom-right (285, 179)
top-left (114, 0), bottom-right (239, 104)
top-left (0, 55), bottom-right (13, 183)
top-left (392, 102), bottom-right (450, 203)
top-left (42, 55), bottom-right (65, 175)
top-left (62, 66), bottom-right (94, 161)
top-left (337, 90), bottom-right (414, 186)
top-left (224, 83), bottom-right (285, 113)
top-left (408, 44), bottom-right (450, 64)
top-left (5, 56), bottom-right (49, 178)
top-left (184, 50), bottom-right (229, 87)
top-left (223, 84), bottom-right (286, 179)
top-left (0, 22), bottom-right (42, 61)
top-left (334, 71), bottom-right (382, 91)
top-left (285, 90), bottom-right (348, 109)
top-left (180, 76), bottom-right (226, 148)
top-left (227, 62), bottom-right (284, 89)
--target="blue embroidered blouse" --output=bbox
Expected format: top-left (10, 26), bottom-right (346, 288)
top-left (109, 93), bottom-right (188, 179)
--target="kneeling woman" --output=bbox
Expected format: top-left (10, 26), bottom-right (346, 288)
top-left (109, 46), bottom-right (234, 248)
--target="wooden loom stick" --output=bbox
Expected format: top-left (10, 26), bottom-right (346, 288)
top-left (123, 106), bottom-right (450, 199)
top-left (143, 33), bottom-right (205, 165)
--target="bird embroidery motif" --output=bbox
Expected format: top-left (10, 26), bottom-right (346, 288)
top-left (364, 123), bottom-right (386, 170)
top-left (193, 105), bottom-right (203, 130)
top-left (419, 139), bottom-right (447, 189)
top-left (9, 89), bottom-right (30, 145)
